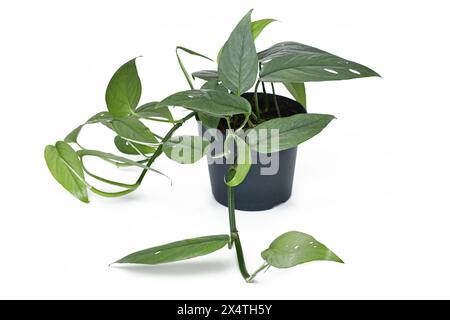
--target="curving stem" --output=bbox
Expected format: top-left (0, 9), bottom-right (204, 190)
top-left (227, 169), bottom-right (251, 280)
top-left (253, 81), bottom-right (262, 121)
top-left (136, 111), bottom-right (196, 184)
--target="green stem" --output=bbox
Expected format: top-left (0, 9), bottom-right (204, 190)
top-left (225, 117), bottom-right (232, 129)
top-left (80, 159), bottom-right (139, 189)
top-left (136, 112), bottom-right (196, 184)
top-left (138, 116), bottom-right (181, 124)
top-left (247, 262), bottom-right (269, 283)
top-left (115, 159), bottom-right (148, 168)
top-left (262, 82), bottom-right (270, 113)
top-left (261, 81), bottom-right (267, 94)
top-left (271, 82), bottom-right (281, 117)
top-left (90, 187), bottom-right (136, 198)
top-left (227, 169), bottom-right (251, 280)
top-left (253, 81), bottom-right (261, 121)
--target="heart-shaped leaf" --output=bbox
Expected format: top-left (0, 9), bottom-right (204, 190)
top-left (251, 18), bottom-right (276, 40)
top-left (218, 10), bottom-right (258, 95)
top-left (114, 235), bottom-right (230, 265)
top-left (247, 113), bottom-right (335, 153)
top-left (159, 89), bottom-right (251, 117)
top-left (135, 102), bottom-right (173, 121)
top-left (111, 117), bottom-right (158, 144)
top-left (114, 136), bottom-right (156, 155)
top-left (262, 231), bottom-right (344, 268)
top-left (105, 58), bottom-right (141, 117)
top-left (225, 135), bottom-right (252, 187)
top-left (44, 141), bottom-right (89, 203)
top-left (163, 135), bottom-right (210, 164)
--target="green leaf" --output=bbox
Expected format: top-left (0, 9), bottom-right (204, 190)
top-left (44, 141), bottom-right (89, 203)
top-left (247, 113), bottom-right (335, 153)
top-left (135, 102), bottom-right (173, 121)
top-left (176, 46), bottom-right (213, 89)
top-left (105, 58), bottom-right (141, 117)
top-left (223, 133), bottom-right (234, 160)
top-left (64, 125), bottom-right (83, 143)
top-left (114, 136), bottom-right (156, 155)
top-left (218, 10), bottom-right (258, 95)
top-left (163, 135), bottom-right (210, 164)
top-left (251, 18), bottom-right (276, 40)
top-left (201, 79), bottom-right (228, 92)
top-left (176, 46), bottom-right (213, 62)
top-left (261, 231), bottom-right (344, 268)
top-left (225, 135), bottom-right (252, 187)
top-left (284, 82), bottom-right (307, 109)
top-left (159, 89), bottom-right (251, 117)
top-left (215, 17), bottom-right (275, 64)
top-left (86, 111), bottom-right (114, 124)
top-left (259, 46), bottom-right (380, 83)
top-left (192, 70), bottom-right (219, 81)
top-left (111, 117), bottom-right (158, 144)
top-left (196, 80), bottom-right (227, 129)
top-left (258, 41), bottom-right (328, 62)
top-left (198, 113), bottom-right (220, 129)
top-left (115, 235), bottom-right (230, 265)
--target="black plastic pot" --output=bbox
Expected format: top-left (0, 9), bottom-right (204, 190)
top-left (200, 93), bottom-right (306, 211)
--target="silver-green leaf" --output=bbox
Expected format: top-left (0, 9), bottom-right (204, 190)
top-left (192, 70), bottom-right (219, 81)
top-left (258, 41), bottom-right (328, 62)
top-left (114, 235), bottom-right (230, 265)
top-left (247, 113), bottom-right (335, 153)
top-left (260, 48), bottom-right (380, 83)
top-left (262, 231), bottom-right (344, 268)
top-left (218, 10), bottom-right (258, 95)
top-left (159, 89), bottom-right (251, 117)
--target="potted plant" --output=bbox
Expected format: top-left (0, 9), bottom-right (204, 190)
top-left (44, 9), bottom-right (379, 282)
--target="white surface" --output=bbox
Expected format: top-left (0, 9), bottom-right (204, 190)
top-left (0, 0), bottom-right (448, 299)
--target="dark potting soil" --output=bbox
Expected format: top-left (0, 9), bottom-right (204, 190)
top-left (217, 92), bottom-right (306, 132)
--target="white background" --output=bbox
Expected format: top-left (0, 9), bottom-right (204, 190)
top-left (0, 0), bottom-right (449, 299)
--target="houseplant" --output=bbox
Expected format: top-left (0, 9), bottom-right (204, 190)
top-left (44, 9), bottom-right (379, 282)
